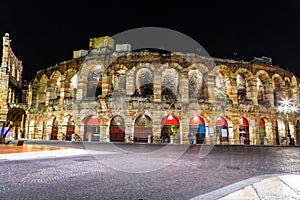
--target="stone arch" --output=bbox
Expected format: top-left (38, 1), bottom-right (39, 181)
top-left (158, 62), bottom-right (184, 73)
top-left (106, 64), bottom-right (128, 94)
top-left (49, 116), bottom-right (58, 140)
top-left (284, 77), bottom-right (292, 99)
top-left (258, 118), bottom-right (267, 144)
top-left (184, 63), bottom-right (209, 75)
top-left (49, 70), bottom-right (62, 99)
top-left (239, 117), bottom-right (250, 144)
top-left (161, 114), bottom-right (180, 143)
top-left (76, 62), bottom-right (104, 100)
top-left (235, 68), bottom-right (253, 103)
top-left (214, 70), bottom-right (230, 101)
top-left (256, 70), bottom-right (272, 105)
top-left (86, 64), bottom-right (103, 98)
top-left (215, 116), bottom-right (229, 142)
top-left (83, 115), bottom-right (100, 141)
top-left (188, 69), bottom-right (204, 100)
top-left (189, 115), bottom-right (206, 144)
top-left (37, 74), bottom-right (48, 104)
top-left (7, 108), bottom-right (26, 139)
top-left (134, 115), bottom-right (153, 143)
top-left (110, 115), bottom-right (125, 142)
top-left (161, 68), bottom-right (179, 102)
top-left (272, 74), bottom-right (284, 106)
top-left (30, 78), bottom-right (39, 107)
top-left (62, 115), bottom-right (75, 141)
top-left (135, 67), bottom-right (154, 97)
top-left (65, 69), bottom-right (78, 99)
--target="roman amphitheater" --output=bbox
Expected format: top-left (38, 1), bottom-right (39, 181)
top-left (2, 34), bottom-right (300, 145)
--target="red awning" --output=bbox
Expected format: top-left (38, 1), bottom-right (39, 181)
top-left (240, 117), bottom-right (249, 126)
top-left (85, 116), bottom-right (100, 125)
top-left (189, 115), bottom-right (205, 125)
top-left (162, 114), bottom-right (180, 125)
top-left (259, 119), bottom-right (265, 126)
top-left (216, 117), bottom-right (228, 126)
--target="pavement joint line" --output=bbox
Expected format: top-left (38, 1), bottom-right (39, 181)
top-left (190, 172), bottom-right (300, 200)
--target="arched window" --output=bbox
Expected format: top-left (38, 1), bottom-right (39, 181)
top-left (161, 69), bottom-right (179, 102)
top-left (161, 114), bottom-right (180, 143)
top-left (188, 69), bottom-right (204, 100)
top-left (237, 74), bottom-right (246, 102)
top-left (239, 117), bottom-right (250, 144)
top-left (110, 115), bottom-right (125, 142)
top-left (134, 115), bottom-right (153, 143)
top-left (135, 68), bottom-right (153, 97)
top-left (273, 78), bottom-right (281, 106)
top-left (87, 65), bottom-right (102, 98)
top-left (258, 118), bottom-right (266, 144)
top-left (189, 115), bottom-right (206, 144)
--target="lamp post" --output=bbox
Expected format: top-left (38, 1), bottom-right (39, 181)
top-left (276, 97), bottom-right (298, 145)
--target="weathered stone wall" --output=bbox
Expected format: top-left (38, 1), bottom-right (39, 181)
top-left (25, 50), bottom-right (300, 145)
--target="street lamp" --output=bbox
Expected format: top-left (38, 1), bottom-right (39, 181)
top-left (276, 97), bottom-right (298, 145)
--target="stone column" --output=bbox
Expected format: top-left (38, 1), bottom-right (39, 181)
top-left (59, 77), bottom-right (66, 105)
top-left (76, 78), bottom-right (87, 101)
top-left (152, 110), bottom-right (163, 143)
top-left (207, 75), bottom-right (215, 103)
top-left (102, 74), bottom-right (110, 95)
top-left (247, 78), bottom-right (258, 105)
top-left (126, 69), bottom-right (134, 96)
top-left (228, 78), bottom-right (238, 104)
top-left (153, 71), bottom-right (162, 103)
top-left (179, 75), bottom-right (189, 103)
top-left (265, 82), bottom-right (274, 107)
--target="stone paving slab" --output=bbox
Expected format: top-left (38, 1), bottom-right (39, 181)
top-left (193, 173), bottom-right (300, 200)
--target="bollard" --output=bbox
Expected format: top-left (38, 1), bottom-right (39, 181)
top-left (71, 134), bottom-right (75, 142)
top-left (148, 135), bottom-right (151, 143)
top-left (88, 134), bottom-right (92, 142)
top-left (170, 136), bottom-right (173, 144)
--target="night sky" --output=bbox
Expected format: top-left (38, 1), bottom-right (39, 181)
top-left (1, 0), bottom-right (300, 81)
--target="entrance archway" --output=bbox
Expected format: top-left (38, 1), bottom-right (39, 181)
top-left (134, 115), bottom-right (153, 143)
top-left (83, 115), bottom-right (100, 141)
top-left (110, 116), bottom-right (125, 142)
top-left (239, 117), bottom-right (249, 144)
top-left (66, 117), bottom-right (75, 141)
top-left (51, 117), bottom-right (58, 140)
top-left (84, 115), bottom-right (100, 141)
top-left (7, 108), bottom-right (26, 139)
top-left (216, 117), bottom-right (228, 142)
top-left (189, 115), bottom-right (206, 144)
top-left (161, 114), bottom-right (180, 143)
top-left (258, 118), bottom-right (266, 144)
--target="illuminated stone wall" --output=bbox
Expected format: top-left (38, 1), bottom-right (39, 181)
top-left (25, 42), bottom-right (300, 145)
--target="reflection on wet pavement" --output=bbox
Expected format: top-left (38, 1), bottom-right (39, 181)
top-left (0, 144), bottom-right (66, 154)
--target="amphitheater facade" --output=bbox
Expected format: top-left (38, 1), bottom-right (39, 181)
top-left (3, 34), bottom-right (300, 145)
